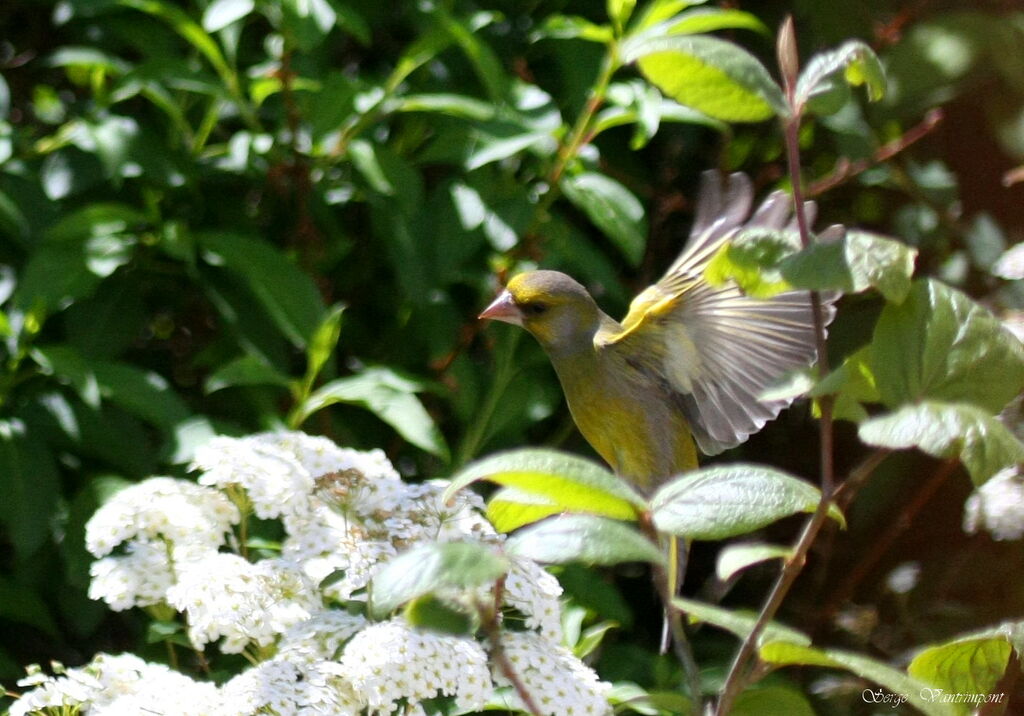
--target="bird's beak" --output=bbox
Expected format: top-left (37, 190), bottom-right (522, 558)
top-left (479, 290), bottom-right (522, 326)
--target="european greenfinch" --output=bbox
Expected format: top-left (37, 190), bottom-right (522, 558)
top-left (480, 172), bottom-right (832, 492)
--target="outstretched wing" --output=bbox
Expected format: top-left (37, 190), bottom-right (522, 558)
top-left (600, 171), bottom-right (833, 455)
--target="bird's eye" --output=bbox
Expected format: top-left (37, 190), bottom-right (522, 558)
top-left (521, 301), bottom-right (548, 317)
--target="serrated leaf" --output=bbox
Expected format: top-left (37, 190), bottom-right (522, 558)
top-left (444, 448), bottom-right (646, 522)
top-left (650, 464), bottom-right (844, 540)
top-left (909, 626), bottom-right (1017, 715)
top-left (672, 596), bottom-right (810, 647)
top-left (293, 366), bottom-right (448, 459)
top-left (368, 542), bottom-right (508, 618)
top-left (780, 230), bottom-right (917, 303)
top-left (506, 514), bottom-right (664, 566)
top-left (561, 172), bottom-right (647, 266)
top-left (716, 542), bottom-right (793, 582)
top-left (759, 642), bottom-right (958, 716)
top-left (871, 279), bottom-right (1024, 413)
top-left (859, 401), bottom-right (1024, 485)
top-left (623, 34), bottom-right (785, 121)
top-left (795, 40), bottom-right (886, 112)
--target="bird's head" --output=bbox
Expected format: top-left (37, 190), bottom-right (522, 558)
top-left (479, 270), bottom-right (601, 355)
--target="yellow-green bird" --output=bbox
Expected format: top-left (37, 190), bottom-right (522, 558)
top-left (480, 172), bottom-right (832, 493)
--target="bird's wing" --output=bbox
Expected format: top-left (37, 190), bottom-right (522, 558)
top-left (599, 171), bottom-right (833, 455)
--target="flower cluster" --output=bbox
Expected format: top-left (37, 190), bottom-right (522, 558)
top-left (11, 431), bottom-right (613, 715)
top-left (964, 466), bottom-right (1024, 541)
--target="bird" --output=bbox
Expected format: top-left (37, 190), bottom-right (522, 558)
top-left (479, 171), bottom-right (833, 493)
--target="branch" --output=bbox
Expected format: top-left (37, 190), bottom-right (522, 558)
top-left (480, 577), bottom-right (543, 716)
top-left (806, 109), bottom-right (944, 197)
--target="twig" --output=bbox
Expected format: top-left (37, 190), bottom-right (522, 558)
top-left (481, 576), bottom-right (543, 716)
top-left (806, 108), bottom-right (944, 197)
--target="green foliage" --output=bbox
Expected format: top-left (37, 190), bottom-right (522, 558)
top-left (4, 0), bottom-right (1024, 711)
top-left (650, 464), bottom-right (845, 540)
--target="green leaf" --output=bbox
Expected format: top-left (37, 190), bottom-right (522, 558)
top-left (486, 487), bottom-right (564, 532)
top-left (623, 34), bottom-right (785, 121)
top-left (302, 303), bottom-right (344, 393)
top-left (780, 230), bottom-right (918, 303)
top-left (397, 93), bottom-right (496, 121)
top-left (650, 464), bottom-right (844, 540)
top-left (648, 8), bottom-right (767, 38)
top-left (908, 625), bottom-right (1018, 715)
top-left (672, 596), bottom-right (811, 647)
top-left (293, 366), bottom-right (448, 459)
top-left (0, 576), bottom-right (59, 637)
top-left (560, 172), bottom-right (647, 266)
top-left (202, 0), bottom-right (254, 32)
top-left (280, 0), bottom-right (336, 52)
top-left (870, 279), bottom-right (1024, 413)
top-left (196, 231), bottom-right (326, 348)
top-left (506, 515), bottom-right (664, 566)
top-left (204, 354), bottom-right (291, 394)
top-left (859, 401), bottom-right (1024, 485)
top-left (731, 686), bottom-right (815, 716)
top-left (716, 542), bottom-right (793, 582)
top-left (704, 228), bottom-right (800, 298)
top-left (812, 346), bottom-right (879, 423)
top-left (444, 448), bottom-right (646, 523)
top-left (607, 0), bottom-right (636, 32)
top-left (33, 345), bottom-right (191, 430)
top-left (533, 15), bottom-right (614, 43)
top-left (0, 420), bottom-right (60, 559)
top-left (759, 642), bottom-right (958, 716)
top-left (795, 40), bottom-right (886, 112)
top-left (368, 541), bottom-right (508, 618)
top-left (403, 594), bottom-right (473, 635)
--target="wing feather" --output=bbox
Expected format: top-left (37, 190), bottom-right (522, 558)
top-left (602, 171), bottom-right (835, 455)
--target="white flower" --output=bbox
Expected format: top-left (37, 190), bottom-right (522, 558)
top-left (964, 466), bottom-right (1024, 541)
top-left (85, 477), bottom-right (238, 558)
top-left (493, 631), bottom-right (612, 716)
top-left (277, 609), bottom-right (368, 663)
top-left (166, 554), bottom-right (321, 653)
top-left (192, 435), bottom-right (315, 519)
top-left (10, 654), bottom-right (218, 716)
top-left (339, 617), bottom-right (492, 714)
top-left (88, 539), bottom-right (198, 611)
top-left (504, 557), bottom-right (564, 643)
top-left (218, 658), bottom-right (361, 715)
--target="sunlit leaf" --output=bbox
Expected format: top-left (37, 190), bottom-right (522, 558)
top-left (294, 366), bottom-right (448, 459)
top-left (672, 596), bottom-right (810, 647)
top-left (651, 464), bottom-right (844, 540)
top-left (623, 33), bottom-right (785, 121)
top-left (859, 401), bottom-right (1024, 485)
top-left (716, 542), bottom-right (792, 582)
top-left (368, 542), bottom-right (508, 618)
top-left (795, 40), bottom-right (886, 113)
top-left (506, 514), bottom-right (664, 565)
top-left (445, 448), bottom-right (646, 522)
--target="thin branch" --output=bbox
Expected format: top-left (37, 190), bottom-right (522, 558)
top-left (806, 108), bottom-right (944, 197)
top-left (480, 576), bottom-right (543, 716)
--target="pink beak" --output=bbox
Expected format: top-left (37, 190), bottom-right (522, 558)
top-left (479, 290), bottom-right (522, 326)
